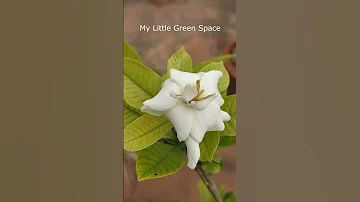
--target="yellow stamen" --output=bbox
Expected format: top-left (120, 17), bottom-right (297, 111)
top-left (196, 80), bottom-right (201, 93)
top-left (194, 93), bottom-right (215, 102)
top-left (189, 79), bottom-right (215, 103)
top-left (190, 89), bottom-right (204, 101)
top-left (178, 80), bottom-right (215, 105)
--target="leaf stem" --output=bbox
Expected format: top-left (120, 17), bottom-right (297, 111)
top-left (195, 163), bottom-right (223, 202)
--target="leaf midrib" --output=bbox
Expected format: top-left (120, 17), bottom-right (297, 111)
top-left (139, 145), bottom-right (182, 180)
top-left (124, 75), bottom-right (153, 98)
top-left (124, 119), bottom-right (170, 143)
top-left (124, 104), bottom-right (143, 116)
top-left (124, 57), bottom-right (160, 97)
top-left (168, 49), bottom-right (192, 73)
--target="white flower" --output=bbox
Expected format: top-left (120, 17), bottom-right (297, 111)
top-left (140, 69), bottom-right (231, 169)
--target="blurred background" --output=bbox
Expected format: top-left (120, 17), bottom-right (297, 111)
top-left (124, 0), bottom-right (236, 201)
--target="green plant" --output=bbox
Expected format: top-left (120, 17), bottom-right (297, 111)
top-left (124, 41), bottom-right (236, 202)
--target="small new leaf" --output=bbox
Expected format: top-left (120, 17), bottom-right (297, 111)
top-left (224, 191), bottom-right (236, 202)
top-left (201, 160), bottom-right (223, 174)
top-left (212, 153), bottom-right (221, 163)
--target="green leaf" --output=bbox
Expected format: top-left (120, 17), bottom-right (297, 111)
top-left (221, 90), bottom-right (228, 97)
top-left (220, 95), bottom-right (236, 136)
top-left (124, 101), bottom-right (143, 128)
top-left (162, 130), bottom-right (177, 140)
top-left (162, 130), bottom-right (180, 145)
top-left (193, 54), bottom-right (235, 73)
top-left (199, 181), bottom-right (231, 202)
top-left (167, 47), bottom-right (192, 77)
top-left (124, 41), bottom-right (143, 63)
top-left (124, 114), bottom-right (173, 152)
top-left (212, 153), bottom-right (221, 163)
top-left (219, 186), bottom-right (226, 199)
top-left (201, 160), bottom-right (223, 174)
top-left (218, 136), bottom-right (236, 148)
top-left (161, 74), bottom-right (169, 82)
top-left (200, 180), bottom-right (236, 202)
top-left (224, 192), bottom-right (236, 202)
top-left (199, 131), bottom-right (220, 162)
top-left (199, 61), bottom-right (230, 92)
top-left (124, 57), bottom-right (162, 109)
top-left (198, 181), bottom-right (216, 202)
top-left (136, 142), bottom-right (186, 181)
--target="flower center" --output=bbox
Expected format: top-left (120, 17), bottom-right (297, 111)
top-left (170, 79), bottom-right (215, 107)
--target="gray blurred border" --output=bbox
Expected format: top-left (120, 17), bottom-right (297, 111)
top-left (237, 0), bottom-right (360, 201)
top-left (0, 1), bottom-right (124, 202)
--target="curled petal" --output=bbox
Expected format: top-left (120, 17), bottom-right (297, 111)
top-left (209, 122), bottom-right (225, 131)
top-left (193, 93), bottom-right (218, 111)
top-left (182, 83), bottom-right (198, 102)
top-left (185, 136), bottom-right (200, 169)
top-left (164, 102), bottom-right (194, 142)
top-left (142, 79), bottom-right (180, 112)
top-left (220, 110), bottom-right (231, 121)
top-left (213, 95), bottom-right (225, 107)
top-left (199, 70), bottom-right (223, 97)
top-left (190, 102), bottom-right (225, 143)
top-left (170, 69), bottom-right (204, 89)
top-left (208, 110), bottom-right (230, 131)
top-left (140, 106), bottom-right (164, 116)
top-left (192, 70), bottom-right (224, 109)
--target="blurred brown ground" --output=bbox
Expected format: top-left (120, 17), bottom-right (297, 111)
top-left (124, 0), bottom-right (236, 201)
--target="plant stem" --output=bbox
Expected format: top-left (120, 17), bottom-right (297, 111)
top-left (195, 164), bottom-right (223, 202)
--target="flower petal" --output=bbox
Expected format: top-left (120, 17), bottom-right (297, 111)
top-left (192, 93), bottom-right (218, 111)
top-left (170, 69), bottom-right (204, 89)
top-left (190, 102), bottom-right (225, 143)
top-left (140, 106), bottom-right (164, 116)
top-left (220, 110), bottom-right (231, 121)
top-left (185, 136), bottom-right (200, 169)
top-left (199, 70), bottom-right (223, 97)
top-left (182, 83), bottom-right (198, 101)
top-left (213, 94), bottom-right (225, 107)
top-left (142, 79), bottom-right (180, 112)
top-left (164, 102), bottom-right (194, 142)
top-left (208, 110), bottom-right (230, 131)
top-left (208, 122), bottom-right (225, 131)
top-left (192, 70), bottom-right (224, 109)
